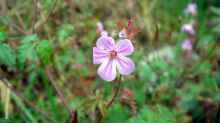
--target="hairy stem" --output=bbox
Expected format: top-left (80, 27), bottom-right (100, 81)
top-left (96, 76), bottom-right (122, 123)
top-left (106, 76), bottom-right (122, 108)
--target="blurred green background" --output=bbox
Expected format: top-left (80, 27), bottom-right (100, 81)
top-left (1, 0), bottom-right (220, 123)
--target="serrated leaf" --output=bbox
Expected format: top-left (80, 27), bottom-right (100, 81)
top-left (16, 35), bottom-right (39, 69)
top-left (36, 40), bottom-right (53, 64)
top-left (0, 44), bottom-right (16, 67)
top-left (17, 44), bottom-right (38, 69)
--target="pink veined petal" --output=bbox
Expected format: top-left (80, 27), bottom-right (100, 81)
top-left (116, 55), bottom-right (135, 75)
top-left (116, 39), bottom-right (134, 56)
top-left (93, 47), bottom-right (109, 64)
top-left (96, 35), bottom-right (115, 50)
top-left (101, 31), bottom-right (108, 36)
top-left (97, 59), bottom-right (117, 81)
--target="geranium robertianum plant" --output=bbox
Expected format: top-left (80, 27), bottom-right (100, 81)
top-left (91, 20), bottom-right (137, 122)
top-left (93, 30), bottom-right (135, 81)
top-left (93, 20), bottom-right (137, 82)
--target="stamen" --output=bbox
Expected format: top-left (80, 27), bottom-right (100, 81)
top-left (109, 50), bottom-right (117, 59)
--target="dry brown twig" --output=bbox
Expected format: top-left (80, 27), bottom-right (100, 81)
top-left (33, 0), bottom-right (58, 32)
top-left (31, 0), bottom-right (38, 33)
top-left (0, 0), bottom-right (7, 16)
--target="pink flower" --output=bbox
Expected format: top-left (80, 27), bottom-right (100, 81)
top-left (185, 3), bottom-right (197, 16)
top-left (93, 34), bottom-right (135, 81)
top-left (181, 39), bottom-right (192, 51)
top-left (181, 24), bottom-right (195, 35)
top-left (96, 22), bottom-right (104, 34)
top-left (118, 29), bottom-right (127, 39)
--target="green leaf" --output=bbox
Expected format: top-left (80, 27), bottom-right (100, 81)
top-left (0, 44), bottom-right (16, 67)
top-left (57, 24), bottom-right (74, 43)
top-left (75, 50), bottom-right (85, 64)
top-left (137, 61), bottom-right (156, 81)
top-left (36, 40), bottom-right (53, 64)
top-left (103, 103), bottom-right (129, 123)
top-left (128, 105), bottom-right (176, 123)
top-left (16, 35), bottom-right (39, 69)
top-left (11, 93), bottom-right (37, 123)
top-left (0, 32), bottom-right (7, 43)
top-left (210, 7), bottom-right (220, 16)
top-left (21, 34), bottom-right (38, 44)
top-left (17, 44), bottom-right (38, 69)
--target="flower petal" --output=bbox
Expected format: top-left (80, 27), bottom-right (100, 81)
top-left (96, 35), bottom-right (115, 50)
top-left (116, 39), bottom-right (134, 56)
top-left (97, 59), bottom-right (117, 81)
top-left (93, 47), bottom-right (109, 64)
top-left (116, 55), bottom-right (135, 75)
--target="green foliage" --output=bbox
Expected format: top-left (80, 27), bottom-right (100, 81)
top-left (1, 0), bottom-right (220, 123)
top-left (16, 35), bottom-right (39, 69)
top-left (36, 40), bottom-right (53, 64)
top-left (0, 119), bottom-right (11, 123)
top-left (128, 105), bottom-right (176, 123)
top-left (137, 62), bottom-right (156, 82)
top-left (0, 32), bottom-right (7, 43)
top-left (216, 70), bottom-right (220, 88)
top-left (211, 6), bottom-right (220, 16)
top-left (103, 103), bottom-right (130, 123)
top-left (11, 93), bottom-right (37, 123)
top-left (75, 50), bottom-right (85, 64)
top-left (57, 24), bottom-right (74, 43)
top-left (0, 44), bottom-right (16, 67)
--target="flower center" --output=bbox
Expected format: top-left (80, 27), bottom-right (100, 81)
top-left (109, 50), bottom-right (117, 59)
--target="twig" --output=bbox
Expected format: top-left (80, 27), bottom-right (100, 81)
top-left (0, 0), bottom-right (7, 16)
top-left (33, 0), bottom-right (58, 31)
top-left (15, 12), bottom-right (26, 32)
top-left (69, 110), bottom-right (78, 123)
top-left (9, 21), bottom-right (27, 34)
top-left (0, 78), bottom-right (58, 123)
top-left (31, 0), bottom-right (38, 33)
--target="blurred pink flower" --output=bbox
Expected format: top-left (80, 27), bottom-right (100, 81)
top-left (181, 24), bottom-right (195, 35)
top-left (118, 29), bottom-right (127, 39)
top-left (181, 39), bottom-right (192, 51)
top-left (96, 22), bottom-right (104, 34)
top-left (100, 31), bottom-right (108, 37)
top-left (93, 34), bottom-right (135, 81)
top-left (185, 3), bottom-right (197, 16)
